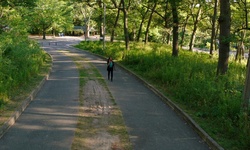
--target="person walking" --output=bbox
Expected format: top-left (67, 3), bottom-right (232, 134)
top-left (107, 57), bottom-right (115, 81)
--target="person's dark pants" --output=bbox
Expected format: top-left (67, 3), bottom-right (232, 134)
top-left (108, 68), bottom-right (113, 81)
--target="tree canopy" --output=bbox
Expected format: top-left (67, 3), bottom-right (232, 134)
top-left (2, 0), bottom-right (248, 57)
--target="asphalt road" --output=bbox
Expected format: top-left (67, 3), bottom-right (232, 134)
top-left (0, 37), bottom-right (80, 150)
top-left (0, 36), bottom-right (211, 150)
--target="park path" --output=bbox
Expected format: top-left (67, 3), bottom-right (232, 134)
top-left (0, 37), bottom-right (80, 150)
top-left (60, 37), bottom-right (211, 150)
top-left (0, 36), bottom-right (211, 150)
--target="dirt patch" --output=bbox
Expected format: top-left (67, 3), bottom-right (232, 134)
top-left (82, 80), bottom-right (121, 149)
top-left (63, 50), bottom-right (131, 150)
top-left (83, 80), bottom-right (111, 116)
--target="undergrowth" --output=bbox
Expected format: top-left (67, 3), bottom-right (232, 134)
top-left (75, 41), bottom-right (250, 150)
top-left (0, 31), bottom-right (48, 109)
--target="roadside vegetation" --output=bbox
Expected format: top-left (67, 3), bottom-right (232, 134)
top-left (76, 41), bottom-right (250, 150)
top-left (0, 31), bottom-right (51, 125)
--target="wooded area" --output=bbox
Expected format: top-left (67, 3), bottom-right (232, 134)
top-left (1, 0), bottom-right (249, 112)
top-left (0, 0), bottom-right (250, 148)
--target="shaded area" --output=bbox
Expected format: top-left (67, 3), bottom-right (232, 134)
top-left (0, 40), bottom-right (79, 150)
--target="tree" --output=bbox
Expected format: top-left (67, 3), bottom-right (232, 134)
top-left (189, 2), bottom-right (202, 51)
top-left (0, 6), bottom-right (9, 33)
top-left (0, 0), bottom-right (37, 34)
top-left (232, 0), bottom-right (250, 111)
top-left (28, 0), bottom-right (73, 39)
top-left (209, 0), bottom-right (218, 57)
top-left (96, 0), bottom-right (104, 41)
top-left (235, 30), bottom-right (246, 62)
top-left (136, 2), bottom-right (150, 42)
top-left (216, 0), bottom-right (231, 75)
top-left (73, 2), bottom-right (94, 39)
top-left (153, 1), bottom-right (172, 44)
top-left (180, 5), bottom-right (190, 47)
top-left (0, 4), bottom-right (32, 36)
top-left (144, 0), bottom-right (157, 44)
top-left (0, 0), bottom-right (37, 7)
top-left (231, 0), bottom-right (250, 62)
top-left (121, 0), bottom-right (130, 51)
top-left (170, 0), bottom-right (180, 57)
top-left (109, 1), bottom-right (120, 42)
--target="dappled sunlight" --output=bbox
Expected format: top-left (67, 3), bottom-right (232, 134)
top-left (84, 60), bottom-right (106, 64)
top-left (25, 107), bottom-right (79, 117)
top-left (47, 76), bottom-right (79, 81)
top-left (52, 60), bottom-right (76, 63)
top-left (15, 124), bottom-right (44, 130)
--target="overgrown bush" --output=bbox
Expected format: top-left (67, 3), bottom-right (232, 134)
top-left (0, 31), bottom-right (47, 105)
top-left (76, 41), bottom-right (250, 150)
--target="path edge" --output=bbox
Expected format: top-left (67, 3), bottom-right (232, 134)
top-left (75, 48), bottom-right (224, 150)
top-left (0, 52), bottom-right (53, 139)
top-left (118, 64), bottom-right (224, 150)
top-left (122, 66), bottom-right (224, 150)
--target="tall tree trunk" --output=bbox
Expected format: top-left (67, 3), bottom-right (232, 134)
top-left (85, 24), bottom-right (90, 40)
top-left (180, 15), bottom-right (189, 47)
top-left (210, 0), bottom-right (218, 57)
top-left (98, 0), bottom-right (103, 41)
top-left (137, 8), bottom-right (149, 42)
top-left (43, 30), bottom-right (46, 39)
top-left (163, 3), bottom-right (171, 45)
top-left (215, 24), bottom-right (219, 51)
top-left (42, 24), bottom-right (46, 40)
top-left (235, 30), bottom-right (246, 62)
top-left (180, 0), bottom-right (194, 48)
top-left (217, 0), bottom-right (231, 75)
top-left (144, 2), bottom-right (157, 44)
top-left (121, 0), bottom-right (129, 51)
top-left (189, 4), bottom-right (202, 51)
top-left (167, 32), bottom-right (171, 44)
top-left (235, 41), bottom-right (245, 63)
top-left (243, 55), bottom-right (250, 111)
top-left (242, 0), bottom-right (250, 113)
top-left (111, 1), bottom-right (122, 42)
top-left (170, 0), bottom-right (179, 57)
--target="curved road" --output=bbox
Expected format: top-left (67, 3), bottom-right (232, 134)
top-left (0, 36), bottom-right (211, 150)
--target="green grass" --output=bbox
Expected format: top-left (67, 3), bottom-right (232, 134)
top-left (75, 41), bottom-right (250, 150)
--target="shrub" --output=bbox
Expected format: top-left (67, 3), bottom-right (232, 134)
top-left (0, 31), bottom-right (47, 106)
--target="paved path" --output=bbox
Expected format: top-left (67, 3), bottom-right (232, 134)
top-left (0, 37), bottom-right (80, 150)
top-left (0, 37), bottom-right (211, 150)
top-left (67, 39), bottom-right (210, 150)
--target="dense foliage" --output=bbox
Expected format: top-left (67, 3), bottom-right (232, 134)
top-left (0, 31), bottom-right (48, 108)
top-left (76, 41), bottom-right (250, 150)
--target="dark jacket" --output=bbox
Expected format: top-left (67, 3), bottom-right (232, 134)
top-left (107, 60), bottom-right (114, 71)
